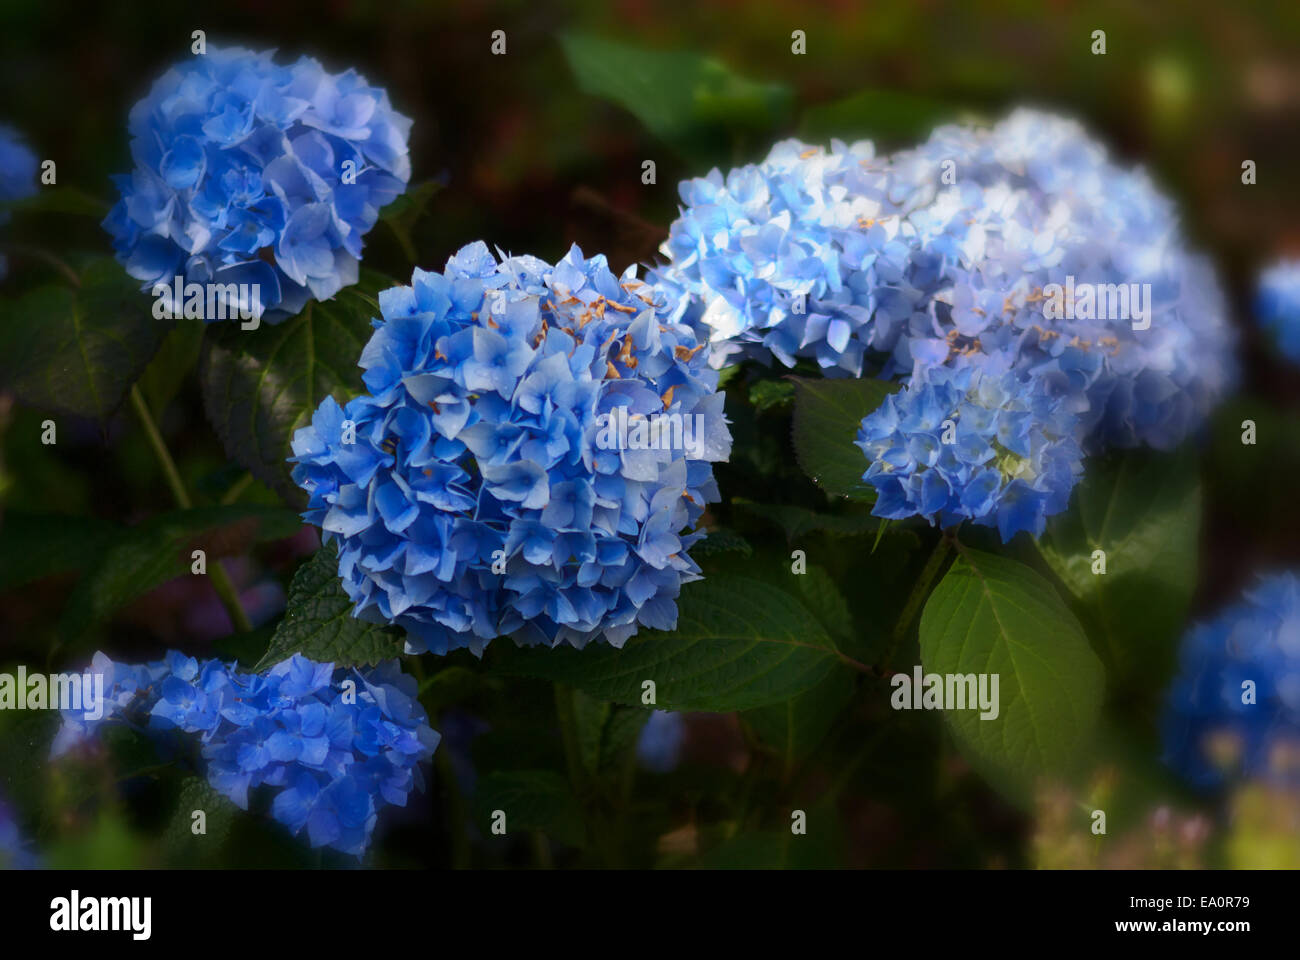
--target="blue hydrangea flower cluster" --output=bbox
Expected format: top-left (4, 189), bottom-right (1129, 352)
top-left (1164, 572), bottom-right (1300, 789)
top-left (856, 365), bottom-right (1083, 541)
top-left (652, 137), bottom-right (881, 376)
top-left (103, 46), bottom-right (411, 323)
top-left (291, 242), bottom-right (732, 655)
top-left (0, 124), bottom-right (39, 281)
top-left (51, 651), bottom-right (439, 857)
top-left (1255, 259), bottom-right (1300, 366)
top-left (654, 109), bottom-right (1236, 453)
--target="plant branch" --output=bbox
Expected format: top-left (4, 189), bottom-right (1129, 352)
top-left (434, 727), bottom-right (472, 869)
top-left (1, 243), bottom-right (80, 286)
top-left (129, 384), bottom-right (252, 633)
top-left (883, 530), bottom-right (956, 666)
top-left (219, 471), bottom-right (254, 505)
top-left (553, 683), bottom-right (585, 789)
top-left (130, 385), bottom-right (191, 509)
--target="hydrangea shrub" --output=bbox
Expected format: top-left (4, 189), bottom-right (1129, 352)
top-left (10, 24), bottom-right (1289, 872)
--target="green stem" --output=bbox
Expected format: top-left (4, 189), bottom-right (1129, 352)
top-left (129, 384), bottom-right (252, 633)
top-left (530, 831), bottom-right (554, 869)
top-left (130, 385), bottom-right (191, 509)
top-left (734, 751), bottom-right (765, 828)
top-left (828, 723), bottom-right (892, 799)
top-left (552, 683), bottom-right (623, 866)
top-left (208, 563), bottom-right (253, 634)
top-left (435, 737), bottom-right (471, 869)
top-left (553, 683), bottom-right (584, 788)
top-left (219, 471), bottom-right (254, 505)
top-left (409, 654), bottom-right (428, 688)
top-left (612, 740), bottom-right (637, 858)
top-left (1, 243), bottom-right (79, 286)
top-left (883, 532), bottom-right (954, 667)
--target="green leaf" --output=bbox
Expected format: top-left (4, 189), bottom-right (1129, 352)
top-left (199, 271), bottom-right (393, 504)
top-left (0, 257), bottom-right (171, 421)
top-left (743, 668), bottom-right (854, 780)
top-left (733, 497), bottom-right (881, 541)
top-left (495, 575), bottom-right (844, 712)
top-left (418, 665), bottom-right (482, 713)
top-left (0, 512), bottom-right (119, 592)
top-left (559, 32), bottom-right (792, 164)
top-left (44, 811), bottom-right (142, 869)
top-left (800, 89), bottom-right (967, 146)
top-left (918, 548), bottom-right (1104, 801)
top-left (793, 564), bottom-right (855, 645)
top-left (572, 690), bottom-right (612, 778)
top-left (748, 379), bottom-right (794, 412)
top-left (696, 797), bottom-right (844, 868)
top-left (58, 505), bottom-right (303, 641)
top-left (4, 186), bottom-right (110, 218)
top-left (599, 707), bottom-right (651, 773)
top-left (790, 376), bottom-right (899, 501)
top-left (0, 710), bottom-right (58, 815)
top-left (690, 528), bottom-right (752, 558)
top-left (379, 179), bottom-right (444, 262)
top-left (474, 770), bottom-right (585, 847)
top-left (1038, 446), bottom-right (1199, 682)
top-left (138, 315), bottom-right (204, 418)
top-left (255, 542), bottom-right (405, 671)
top-left (716, 365), bottom-right (742, 391)
top-left (163, 776), bottom-right (238, 867)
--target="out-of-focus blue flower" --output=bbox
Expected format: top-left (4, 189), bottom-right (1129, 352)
top-left (49, 651), bottom-right (169, 757)
top-left (636, 710), bottom-right (685, 773)
top-left (103, 47), bottom-right (410, 323)
top-left (0, 124), bottom-right (39, 281)
top-left (1255, 259), bottom-right (1300, 366)
top-left (0, 791), bottom-right (38, 870)
top-left (654, 109), bottom-right (1236, 453)
top-left (290, 242), bottom-right (732, 656)
top-left (51, 651), bottom-right (438, 857)
top-left (856, 365), bottom-right (1083, 541)
top-left (0, 125), bottom-right (37, 209)
top-left (1164, 572), bottom-right (1300, 789)
top-left (437, 709), bottom-right (489, 798)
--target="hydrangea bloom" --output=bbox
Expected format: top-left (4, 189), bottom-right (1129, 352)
top-left (0, 791), bottom-right (38, 870)
top-left (0, 124), bottom-right (39, 281)
top-left (438, 709), bottom-right (490, 797)
top-left (856, 365), bottom-right (1083, 541)
top-left (654, 109), bottom-right (1236, 452)
top-left (291, 242), bottom-right (732, 655)
top-left (636, 710), bottom-right (685, 773)
top-left (1255, 259), bottom-right (1300, 365)
top-left (51, 651), bottom-right (439, 857)
top-left (1164, 572), bottom-right (1300, 789)
top-left (103, 46), bottom-right (411, 323)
